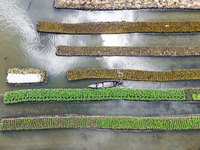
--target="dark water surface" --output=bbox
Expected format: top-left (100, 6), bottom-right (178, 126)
top-left (1, 0), bottom-right (200, 149)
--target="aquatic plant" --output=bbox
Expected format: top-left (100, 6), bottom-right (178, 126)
top-left (3, 88), bottom-right (192, 104)
top-left (1, 115), bottom-right (200, 131)
top-left (37, 21), bottom-right (200, 34)
top-left (56, 46), bottom-right (200, 57)
top-left (67, 68), bottom-right (200, 81)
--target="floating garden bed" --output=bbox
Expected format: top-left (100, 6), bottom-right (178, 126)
top-left (1, 115), bottom-right (200, 131)
top-left (67, 68), bottom-right (200, 81)
top-left (6, 68), bottom-right (47, 85)
top-left (54, 0), bottom-right (200, 10)
top-left (37, 21), bottom-right (200, 34)
top-left (56, 46), bottom-right (200, 57)
top-left (4, 88), bottom-right (200, 104)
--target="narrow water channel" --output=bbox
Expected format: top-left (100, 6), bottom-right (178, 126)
top-left (1, 0), bottom-right (200, 149)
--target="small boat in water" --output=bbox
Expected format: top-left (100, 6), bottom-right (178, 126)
top-left (88, 79), bottom-right (123, 89)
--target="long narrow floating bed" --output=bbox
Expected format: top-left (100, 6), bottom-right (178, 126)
top-left (37, 21), bottom-right (200, 34)
top-left (67, 68), bottom-right (200, 81)
top-left (3, 88), bottom-right (200, 104)
top-left (6, 68), bottom-right (47, 85)
top-left (56, 46), bottom-right (200, 57)
top-left (54, 0), bottom-right (200, 10)
top-left (1, 115), bottom-right (200, 131)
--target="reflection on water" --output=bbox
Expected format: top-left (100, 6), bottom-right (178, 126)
top-left (1, 0), bottom-right (200, 149)
top-left (1, 129), bottom-right (200, 150)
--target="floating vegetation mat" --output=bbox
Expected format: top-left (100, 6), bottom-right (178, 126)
top-left (54, 0), bottom-right (200, 10)
top-left (7, 68), bottom-right (47, 85)
top-left (4, 88), bottom-right (200, 104)
top-left (1, 115), bottom-right (200, 131)
top-left (37, 21), bottom-right (200, 34)
top-left (57, 46), bottom-right (200, 57)
top-left (67, 68), bottom-right (200, 81)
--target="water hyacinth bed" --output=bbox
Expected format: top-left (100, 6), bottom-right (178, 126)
top-left (4, 88), bottom-right (200, 104)
top-left (1, 115), bottom-right (200, 131)
top-left (6, 68), bottom-right (47, 85)
top-left (56, 46), bottom-right (200, 57)
top-left (37, 21), bottom-right (200, 34)
top-left (54, 0), bottom-right (200, 10)
top-left (67, 68), bottom-right (200, 81)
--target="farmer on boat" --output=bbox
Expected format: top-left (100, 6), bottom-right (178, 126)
top-left (119, 78), bottom-right (123, 84)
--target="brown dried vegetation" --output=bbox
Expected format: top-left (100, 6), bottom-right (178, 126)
top-left (67, 68), bottom-right (200, 81)
top-left (56, 46), bottom-right (200, 56)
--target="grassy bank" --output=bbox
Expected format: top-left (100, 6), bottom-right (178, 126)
top-left (6, 88), bottom-right (200, 104)
top-left (37, 21), bottom-right (200, 34)
top-left (67, 68), bottom-right (200, 81)
top-left (1, 115), bottom-right (200, 131)
top-left (54, 0), bottom-right (200, 10)
top-left (56, 46), bottom-right (200, 57)
top-left (7, 68), bottom-right (47, 85)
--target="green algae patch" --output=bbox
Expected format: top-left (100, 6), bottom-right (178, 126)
top-left (6, 68), bottom-right (47, 85)
top-left (37, 21), bottom-right (200, 34)
top-left (2, 115), bottom-right (200, 131)
top-left (54, 0), bottom-right (200, 10)
top-left (4, 88), bottom-right (188, 104)
top-left (56, 46), bottom-right (200, 57)
top-left (67, 68), bottom-right (200, 81)
top-left (184, 89), bottom-right (200, 100)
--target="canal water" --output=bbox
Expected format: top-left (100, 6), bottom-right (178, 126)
top-left (1, 0), bottom-right (200, 149)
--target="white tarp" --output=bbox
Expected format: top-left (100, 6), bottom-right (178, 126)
top-left (7, 73), bottom-right (42, 83)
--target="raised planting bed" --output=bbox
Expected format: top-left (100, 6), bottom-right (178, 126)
top-left (5, 88), bottom-right (200, 104)
top-left (67, 68), bottom-right (200, 81)
top-left (1, 115), bottom-right (200, 131)
top-left (54, 0), bottom-right (200, 10)
top-left (6, 68), bottom-right (47, 85)
top-left (56, 46), bottom-right (200, 57)
top-left (37, 21), bottom-right (200, 34)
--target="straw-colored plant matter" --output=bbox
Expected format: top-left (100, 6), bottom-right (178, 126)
top-left (54, 0), bottom-right (200, 10)
top-left (56, 46), bottom-right (200, 56)
top-left (37, 21), bottom-right (200, 34)
top-left (67, 68), bottom-right (200, 81)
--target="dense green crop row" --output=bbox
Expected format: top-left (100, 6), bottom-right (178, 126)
top-left (1, 115), bottom-right (200, 131)
top-left (37, 21), bottom-right (200, 34)
top-left (4, 88), bottom-right (189, 104)
top-left (56, 46), bottom-right (200, 57)
top-left (67, 68), bottom-right (200, 81)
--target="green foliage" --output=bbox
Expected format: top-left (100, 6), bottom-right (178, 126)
top-left (4, 88), bottom-right (187, 104)
top-left (1, 115), bottom-right (200, 131)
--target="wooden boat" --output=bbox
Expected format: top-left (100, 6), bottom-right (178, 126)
top-left (88, 79), bottom-right (123, 89)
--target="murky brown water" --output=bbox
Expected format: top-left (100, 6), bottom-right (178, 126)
top-left (1, 0), bottom-right (200, 149)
